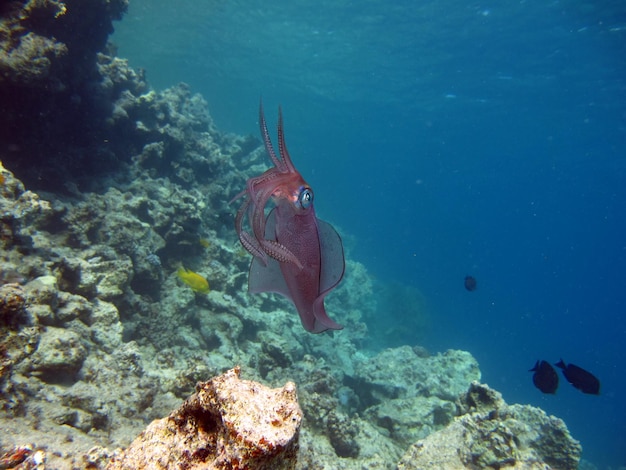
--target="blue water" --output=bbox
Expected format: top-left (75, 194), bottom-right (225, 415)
top-left (113, 1), bottom-right (626, 467)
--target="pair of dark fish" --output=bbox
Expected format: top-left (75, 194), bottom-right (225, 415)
top-left (530, 359), bottom-right (600, 395)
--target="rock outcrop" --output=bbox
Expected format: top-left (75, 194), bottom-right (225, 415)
top-left (397, 382), bottom-right (582, 470)
top-left (107, 367), bottom-right (302, 470)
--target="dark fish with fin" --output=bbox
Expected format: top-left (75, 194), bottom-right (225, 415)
top-left (529, 360), bottom-right (559, 394)
top-left (555, 359), bottom-right (600, 395)
top-left (464, 275), bottom-right (477, 291)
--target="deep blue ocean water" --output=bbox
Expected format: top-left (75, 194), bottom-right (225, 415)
top-left (112, 1), bottom-right (626, 467)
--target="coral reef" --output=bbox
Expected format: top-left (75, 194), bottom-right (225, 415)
top-left (0, 0), bottom-right (138, 190)
top-left (0, 3), bottom-right (584, 469)
top-left (397, 382), bottom-right (582, 470)
top-left (107, 367), bottom-right (302, 470)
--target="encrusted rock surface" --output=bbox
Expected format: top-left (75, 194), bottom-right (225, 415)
top-left (107, 367), bottom-right (302, 470)
top-left (397, 382), bottom-right (582, 470)
top-left (349, 346), bottom-right (480, 449)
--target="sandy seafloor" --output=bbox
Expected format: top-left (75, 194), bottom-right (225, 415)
top-left (0, 1), bottom-right (618, 469)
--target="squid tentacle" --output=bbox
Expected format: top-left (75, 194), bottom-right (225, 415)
top-left (240, 230), bottom-right (268, 265)
top-left (260, 239), bottom-right (304, 270)
top-left (259, 102), bottom-right (285, 171)
top-left (235, 198), bottom-right (268, 264)
top-left (235, 107), bottom-right (310, 271)
top-left (277, 107), bottom-right (296, 173)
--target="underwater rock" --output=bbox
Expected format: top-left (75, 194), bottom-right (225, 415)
top-left (21, 275), bottom-right (123, 354)
top-left (30, 326), bottom-right (87, 383)
top-left (349, 346), bottom-right (481, 408)
top-left (397, 382), bottom-right (582, 470)
top-left (0, 283), bottom-right (28, 328)
top-left (315, 346), bottom-right (482, 458)
top-left (258, 330), bottom-right (295, 377)
top-left (0, 162), bottom-right (53, 250)
top-left (55, 252), bottom-right (132, 301)
top-left (326, 412), bottom-right (360, 458)
top-left (294, 357), bottom-right (342, 431)
top-left (85, 300), bottom-right (124, 353)
top-left (456, 377), bottom-right (506, 415)
top-left (107, 367), bottom-right (302, 470)
top-left (0, 283), bottom-right (37, 387)
top-left (0, 23), bottom-right (68, 87)
top-left (364, 395), bottom-right (456, 449)
top-left (23, 276), bottom-right (60, 312)
top-left (0, 0), bottom-right (132, 190)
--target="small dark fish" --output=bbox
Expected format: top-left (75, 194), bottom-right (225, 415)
top-left (464, 275), bottom-right (477, 292)
top-left (555, 359), bottom-right (600, 395)
top-left (529, 360), bottom-right (559, 394)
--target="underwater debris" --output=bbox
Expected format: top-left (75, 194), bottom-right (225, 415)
top-left (177, 266), bottom-right (210, 294)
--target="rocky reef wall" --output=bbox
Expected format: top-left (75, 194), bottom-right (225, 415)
top-left (1, 0), bottom-right (142, 190)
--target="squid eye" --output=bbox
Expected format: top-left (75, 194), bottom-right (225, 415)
top-left (297, 187), bottom-right (313, 209)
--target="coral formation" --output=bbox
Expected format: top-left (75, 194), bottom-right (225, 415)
top-left (0, 0), bottom-right (137, 190)
top-left (397, 382), bottom-right (582, 470)
top-left (107, 367), bottom-right (302, 470)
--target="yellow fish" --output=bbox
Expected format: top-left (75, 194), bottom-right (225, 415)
top-left (199, 238), bottom-right (211, 248)
top-left (177, 266), bottom-right (210, 294)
